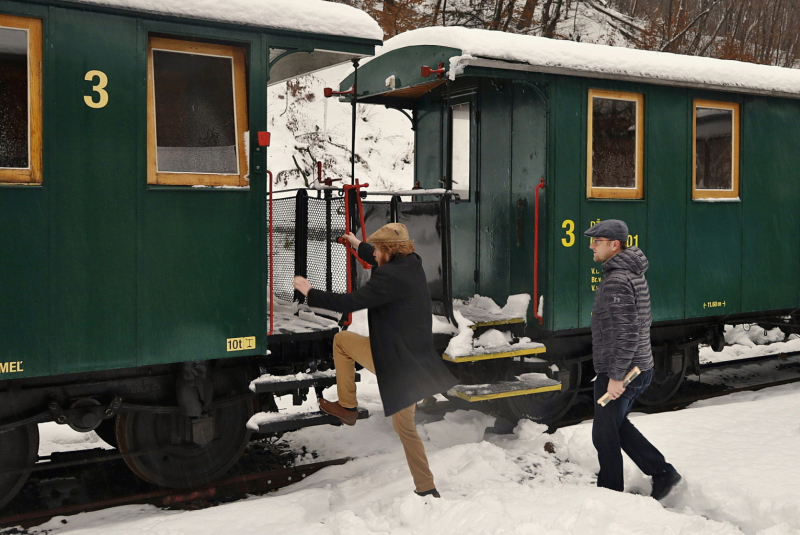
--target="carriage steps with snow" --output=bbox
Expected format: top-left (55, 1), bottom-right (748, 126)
top-left (248, 370), bottom-right (369, 433)
top-left (443, 309), bottom-right (560, 402)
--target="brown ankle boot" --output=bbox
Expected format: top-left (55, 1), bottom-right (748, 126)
top-left (318, 398), bottom-right (358, 426)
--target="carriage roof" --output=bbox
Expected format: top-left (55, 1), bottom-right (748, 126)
top-left (57, 0), bottom-right (383, 41)
top-left (345, 26), bottom-right (800, 101)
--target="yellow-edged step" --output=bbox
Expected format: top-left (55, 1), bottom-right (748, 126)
top-left (448, 374), bottom-right (562, 402)
top-left (468, 317), bottom-right (525, 330)
top-left (442, 345), bottom-right (546, 363)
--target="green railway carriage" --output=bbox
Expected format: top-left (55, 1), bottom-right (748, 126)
top-left (340, 27), bottom-right (800, 421)
top-left (0, 0), bottom-right (380, 509)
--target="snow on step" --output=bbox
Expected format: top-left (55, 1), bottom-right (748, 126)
top-left (445, 300), bottom-right (545, 361)
top-left (443, 339), bottom-right (546, 363)
top-left (454, 294), bottom-right (531, 327)
top-left (250, 369), bottom-right (338, 393)
top-left (246, 408), bottom-right (369, 433)
top-left (448, 373), bottom-right (561, 402)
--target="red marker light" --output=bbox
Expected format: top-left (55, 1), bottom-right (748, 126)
top-left (258, 131), bottom-right (271, 147)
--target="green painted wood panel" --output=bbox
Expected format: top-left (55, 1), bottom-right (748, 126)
top-left (685, 203), bottom-right (742, 316)
top-left (685, 91), bottom-right (743, 318)
top-left (0, 2), bottom-right (49, 379)
top-left (548, 77), bottom-right (584, 332)
top-left (740, 97), bottom-right (800, 313)
top-left (477, 79), bottom-right (512, 303)
top-left (551, 78), bottom-right (650, 330)
top-left (49, 8), bottom-right (139, 374)
top-left (138, 191), bottom-right (263, 365)
top-left (416, 96), bottom-right (479, 299)
top-left (0, 190), bottom-right (48, 378)
top-left (644, 86), bottom-right (688, 322)
top-left (509, 81), bottom-right (547, 323)
top-left (138, 26), bottom-right (266, 367)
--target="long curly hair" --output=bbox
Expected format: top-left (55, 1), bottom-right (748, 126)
top-left (374, 241), bottom-right (415, 261)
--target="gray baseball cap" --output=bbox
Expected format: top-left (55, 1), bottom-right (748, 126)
top-left (584, 219), bottom-right (628, 242)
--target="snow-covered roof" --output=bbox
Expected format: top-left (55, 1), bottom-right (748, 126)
top-left (380, 27), bottom-right (800, 99)
top-left (60, 0), bottom-right (382, 42)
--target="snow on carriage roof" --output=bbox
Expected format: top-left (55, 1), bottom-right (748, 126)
top-left (59, 0), bottom-right (383, 41)
top-left (380, 26), bottom-right (800, 99)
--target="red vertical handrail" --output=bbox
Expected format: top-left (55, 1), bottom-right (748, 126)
top-left (533, 177), bottom-right (545, 325)
top-left (338, 181), bottom-right (370, 326)
top-left (267, 170), bottom-right (274, 336)
top-left (337, 182), bottom-right (371, 270)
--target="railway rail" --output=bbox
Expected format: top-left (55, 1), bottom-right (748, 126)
top-left (0, 451), bottom-right (350, 531)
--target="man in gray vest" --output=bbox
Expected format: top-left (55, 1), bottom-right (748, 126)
top-left (585, 219), bottom-right (681, 501)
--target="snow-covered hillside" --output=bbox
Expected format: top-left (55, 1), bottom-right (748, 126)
top-left (267, 63), bottom-right (415, 192)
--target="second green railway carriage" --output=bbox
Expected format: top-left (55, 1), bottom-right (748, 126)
top-left (339, 26), bottom-right (800, 420)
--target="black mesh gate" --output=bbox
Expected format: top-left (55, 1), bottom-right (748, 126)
top-left (268, 189), bottom-right (456, 328)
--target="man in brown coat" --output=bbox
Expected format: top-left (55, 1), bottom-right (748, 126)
top-left (293, 223), bottom-right (457, 498)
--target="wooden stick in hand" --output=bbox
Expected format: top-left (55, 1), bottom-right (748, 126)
top-left (597, 366), bottom-right (641, 407)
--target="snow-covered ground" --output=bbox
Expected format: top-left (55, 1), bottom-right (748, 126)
top-left (28, 347), bottom-right (800, 535)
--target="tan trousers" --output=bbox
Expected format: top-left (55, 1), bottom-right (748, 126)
top-left (333, 330), bottom-right (436, 493)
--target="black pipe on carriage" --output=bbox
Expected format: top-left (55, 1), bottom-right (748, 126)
top-left (294, 190), bottom-right (309, 303)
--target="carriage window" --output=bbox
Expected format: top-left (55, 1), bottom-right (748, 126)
top-left (148, 37), bottom-right (249, 186)
top-left (449, 103), bottom-right (471, 200)
top-left (693, 100), bottom-right (739, 200)
top-left (587, 89), bottom-right (643, 199)
top-left (0, 15), bottom-right (42, 185)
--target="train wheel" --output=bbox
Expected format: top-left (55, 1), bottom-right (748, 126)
top-left (498, 361), bottom-right (583, 425)
top-left (0, 424), bottom-right (39, 509)
top-left (115, 397), bottom-right (253, 488)
top-left (636, 347), bottom-right (690, 406)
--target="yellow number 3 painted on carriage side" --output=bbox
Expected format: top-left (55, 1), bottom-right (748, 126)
top-left (561, 219), bottom-right (575, 247)
top-left (84, 70), bottom-right (109, 108)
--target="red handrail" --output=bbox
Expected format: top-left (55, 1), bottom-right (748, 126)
top-left (338, 180), bottom-right (370, 327)
top-left (533, 177), bottom-right (545, 325)
top-left (337, 181), bottom-right (371, 270)
top-left (268, 170), bottom-right (274, 335)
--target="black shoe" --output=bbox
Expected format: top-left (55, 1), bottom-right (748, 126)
top-left (415, 488), bottom-right (441, 498)
top-left (651, 470), bottom-right (682, 501)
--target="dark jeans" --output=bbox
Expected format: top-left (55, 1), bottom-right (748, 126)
top-left (592, 369), bottom-right (674, 491)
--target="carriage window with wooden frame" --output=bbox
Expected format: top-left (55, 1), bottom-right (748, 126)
top-left (693, 100), bottom-right (739, 200)
top-left (0, 14), bottom-right (42, 185)
top-left (587, 89), bottom-right (644, 199)
top-left (147, 37), bottom-right (249, 186)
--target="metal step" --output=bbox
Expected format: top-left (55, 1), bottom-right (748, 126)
top-left (468, 317), bottom-right (525, 330)
top-left (250, 370), bottom-right (360, 394)
top-left (250, 408), bottom-right (370, 434)
top-left (448, 374), bottom-right (561, 402)
top-left (443, 344), bottom-right (546, 363)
